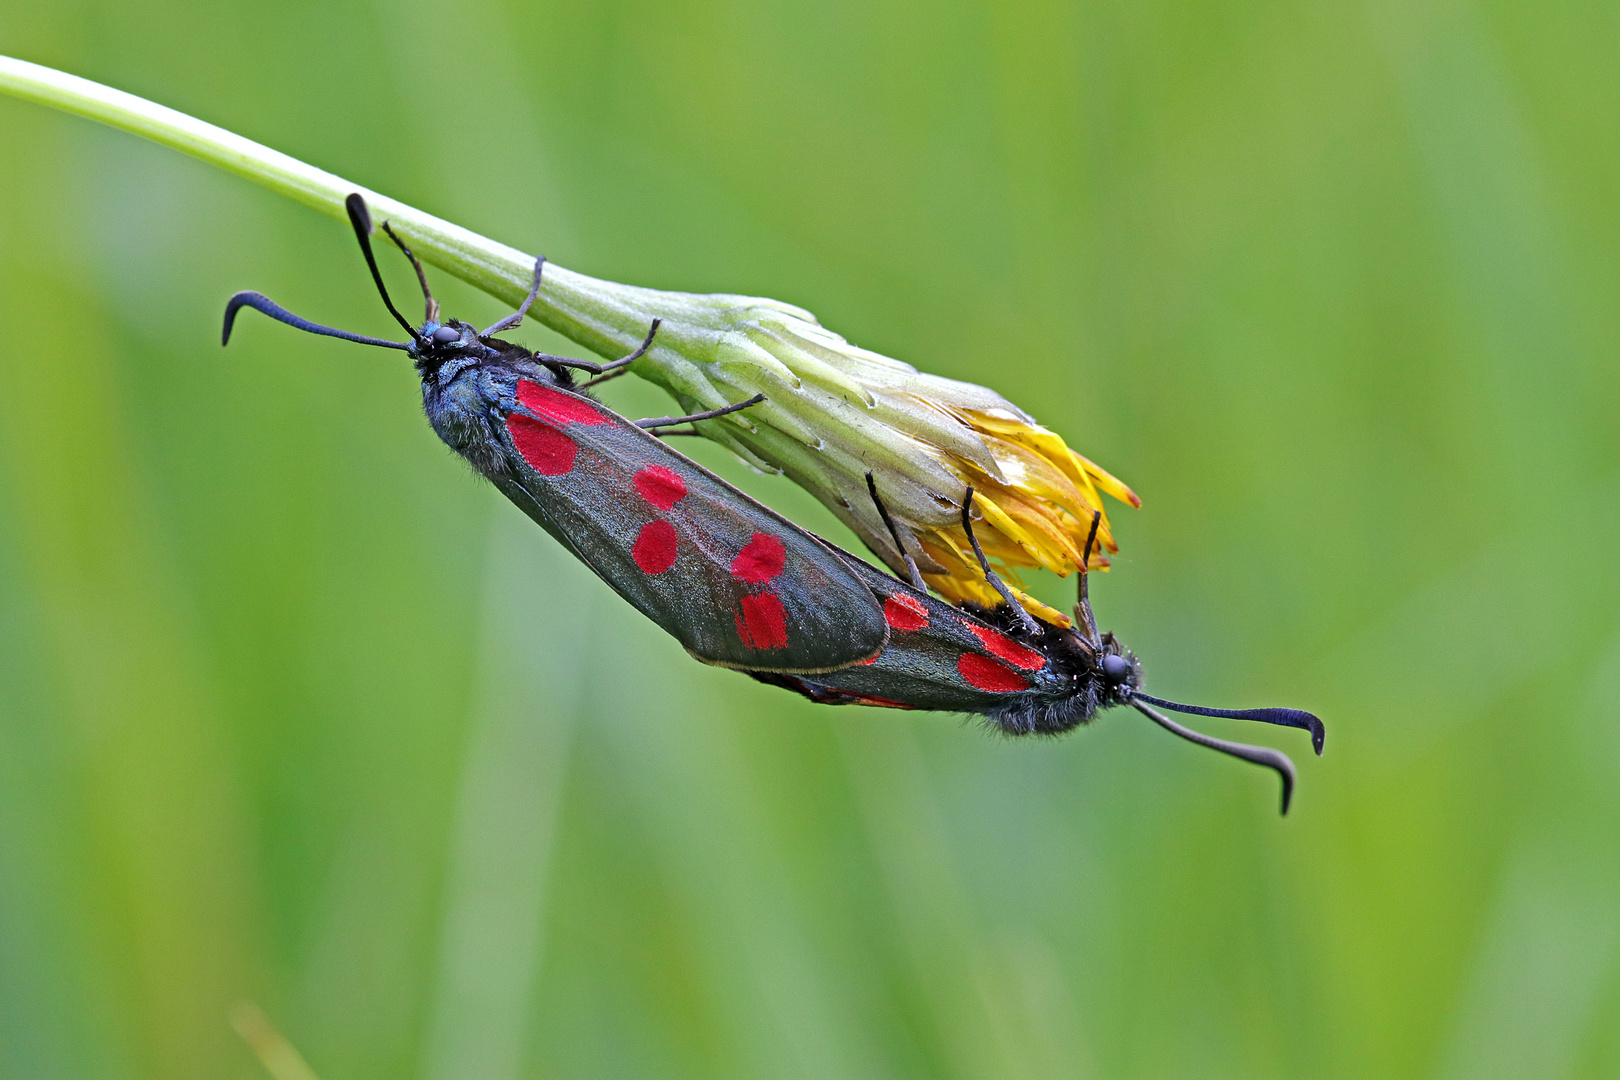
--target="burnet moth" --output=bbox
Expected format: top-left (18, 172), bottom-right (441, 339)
top-left (223, 194), bottom-right (1324, 813)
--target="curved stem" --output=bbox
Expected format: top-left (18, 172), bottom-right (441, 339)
top-left (0, 54), bottom-right (747, 368)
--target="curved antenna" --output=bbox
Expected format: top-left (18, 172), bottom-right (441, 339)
top-left (222, 291), bottom-right (410, 351)
top-left (1133, 693), bottom-right (1325, 756)
top-left (344, 193), bottom-right (420, 340)
top-left (379, 221), bottom-right (439, 325)
top-left (1133, 699), bottom-right (1298, 815)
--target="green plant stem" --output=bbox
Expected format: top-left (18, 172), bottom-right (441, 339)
top-left (0, 54), bottom-right (804, 398)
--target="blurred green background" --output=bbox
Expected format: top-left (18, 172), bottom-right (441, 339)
top-left (3, 1), bottom-right (1619, 1077)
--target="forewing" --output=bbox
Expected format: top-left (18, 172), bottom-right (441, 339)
top-left (494, 378), bottom-right (888, 672)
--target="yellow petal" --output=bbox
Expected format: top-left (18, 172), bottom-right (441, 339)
top-left (916, 535), bottom-right (1070, 626)
top-left (967, 491), bottom-right (1045, 563)
top-left (1074, 451), bottom-right (1141, 508)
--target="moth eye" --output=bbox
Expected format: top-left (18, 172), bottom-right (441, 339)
top-left (430, 326), bottom-right (460, 344)
top-left (1101, 654), bottom-right (1132, 683)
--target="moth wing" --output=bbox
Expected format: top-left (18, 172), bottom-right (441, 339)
top-left (496, 379), bottom-right (888, 672)
top-left (766, 555), bottom-right (1057, 711)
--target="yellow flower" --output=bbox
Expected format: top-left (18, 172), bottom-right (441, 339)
top-left (907, 410), bottom-right (1140, 623)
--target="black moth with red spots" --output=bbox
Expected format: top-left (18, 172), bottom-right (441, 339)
top-left (222, 194), bottom-right (1324, 814)
top-left (748, 558), bottom-right (1139, 735)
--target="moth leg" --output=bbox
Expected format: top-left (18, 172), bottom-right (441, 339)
top-left (637, 393), bottom-right (766, 430)
top-left (865, 471), bottom-right (928, 593)
top-left (379, 221), bottom-right (440, 324)
top-left (961, 487), bottom-right (1041, 636)
top-left (537, 320), bottom-right (664, 383)
top-left (585, 319), bottom-right (662, 379)
top-left (1075, 510), bottom-right (1102, 647)
top-left (578, 366), bottom-right (632, 390)
top-left (482, 257), bottom-right (546, 336)
top-left (532, 354), bottom-right (607, 376)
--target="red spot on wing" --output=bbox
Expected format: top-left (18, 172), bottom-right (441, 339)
top-left (731, 533), bottom-right (787, 584)
top-left (854, 652), bottom-right (881, 666)
top-left (634, 465), bottom-right (687, 510)
top-left (516, 380), bottom-right (608, 426)
top-left (962, 620), bottom-right (1047, 671)
top-left (882, 594), bottom-right (930, 632)
top-left (735, 592), bottom-right (789, 650)
top-left (958, 652), bottom-right (1030, 693)
top-left (506, 414), bottom-right (576, 475)
top-left (631, 520), bottom-right (679, 574)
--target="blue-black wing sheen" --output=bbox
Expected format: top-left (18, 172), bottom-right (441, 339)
top-left (770, 557), bottom-right (1061, 711)
top-left (454, 372), bottom-right (889, 672)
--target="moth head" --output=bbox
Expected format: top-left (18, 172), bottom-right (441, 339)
top-left (406, 320), bottom-right (488, 378)
top-left (1095, 641), bottom-right (1142, 707)
top-left (1100, 650), bottom-right (1135, 691)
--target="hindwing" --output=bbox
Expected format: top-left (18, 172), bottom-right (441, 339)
top-left (753, 554), bottom-right (1062, 712)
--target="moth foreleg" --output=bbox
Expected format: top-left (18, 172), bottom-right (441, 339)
top-left (637, 393), bottom-right (766, 431)
top-left (864, 471), bottom-right (928, 593)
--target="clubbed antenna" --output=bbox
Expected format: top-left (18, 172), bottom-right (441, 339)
top-left (222, 290), bottom-right (409, 351)
top-left (344, 193), bottom-right (421, 341)
top-left (1133, 693), bottom-right (1325, 756)
top-left (1133, 699), bottom-right (1300, 815)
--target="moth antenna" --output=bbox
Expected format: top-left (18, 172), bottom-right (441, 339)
top-left (1133, 693), bottom-right (1325, 755)
top-left (483, 256), bottom-right (546, 337)
top-left (379, 220), bottom-right (439, 324)
top-left (865, 471), bottom-right (928, 593)
top-left (222, 291), bottom-right (410, 351)
top-left (344, 193), bottom-right (421, 340)
top-left (961, 487), bottom-right (1041, 636)
top-left (1133, 699), bottom-right (1298, 815)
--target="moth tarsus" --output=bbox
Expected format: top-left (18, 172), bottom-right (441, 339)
top-left (637, 393), bottom-right (767, 431)
top-left (960, 486), bottom-right (1041, 637)
top-left (863, 471), bottom-right (927, 594)
top-left (482, 256), bottom-right (544, 337)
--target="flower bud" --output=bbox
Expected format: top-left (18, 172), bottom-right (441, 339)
top-left (529, 271), bottom-right (1138, 624)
